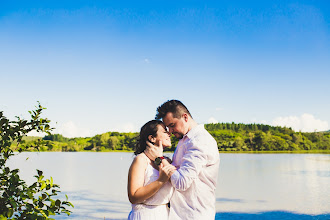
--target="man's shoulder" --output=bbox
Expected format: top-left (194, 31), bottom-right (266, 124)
top-left (193, 125), bottom-right (216, 142)
top-left (186, 126), bottom-right (216, 149)
top-left (187, 124), bottom-right (208, 138)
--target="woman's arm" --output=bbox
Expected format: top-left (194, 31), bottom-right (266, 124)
top-left (127, 154), bottom-right (170, 204)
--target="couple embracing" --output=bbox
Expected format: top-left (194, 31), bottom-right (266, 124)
top-left (127, 100), bottom-right (220, 220)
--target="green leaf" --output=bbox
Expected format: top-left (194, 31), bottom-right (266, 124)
top-left (37, 170), bottom-right (43, 176)
top-left (68, 201), bottom-right (74, 208)
top-left (55, 199), bottom-right (61, 207)
top-left (9, 200), bottom-right (17, 209)
top-left (39, 209), bottom-right (48, 217)
top-left (6, 209), bottom-right (13, 218)
top-left (10, 169), bottom-right (19, 175)
top-left (40, 182), bottom-right (46, 190)
top-left (38, 201), bottom-right (44, 208)
top-left (38, 175), bottom-right (44, 181)
top-left (0, 215), bottom-right (8, 220)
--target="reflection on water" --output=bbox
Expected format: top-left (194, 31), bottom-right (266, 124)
top-left (215, 211), bottom-right (330, 219)
top-left (56, 190), bottom-right (129, 219)
top-left (7, 152), bottom-right (330, 219)
top-left (216, 154), bottom-right (330, 216)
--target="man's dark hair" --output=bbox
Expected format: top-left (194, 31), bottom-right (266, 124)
top-left (155, 100), bottom-right (192, 120)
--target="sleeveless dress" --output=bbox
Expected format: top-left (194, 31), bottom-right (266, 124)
top-left (128, 162), bottom-right (174, 220)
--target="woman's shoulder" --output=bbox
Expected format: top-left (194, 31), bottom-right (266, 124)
top-left (133, 153), bottom-right (150, 165)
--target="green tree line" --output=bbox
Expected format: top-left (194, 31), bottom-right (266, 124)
top-left (12, 123), bottom-right (330, 152)
top-left (205, 123), bottom-right (330, 151)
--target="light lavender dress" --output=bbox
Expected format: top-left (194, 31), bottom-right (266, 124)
top-left (128, 162), bottom-right (173, 220)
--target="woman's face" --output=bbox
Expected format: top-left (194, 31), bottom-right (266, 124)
top-left (155, 124), bottom-right (171, 148)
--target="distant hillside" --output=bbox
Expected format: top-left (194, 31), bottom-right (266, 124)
top-left (22, 136), bottom-right (42, 141)
top-left (11, 136), bottom-right (42, 146)
top-left (13, 123), bottom-right (330, 152)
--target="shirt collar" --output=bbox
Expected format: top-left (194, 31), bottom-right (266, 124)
top-left (185, 124), bottom-right (204, 139)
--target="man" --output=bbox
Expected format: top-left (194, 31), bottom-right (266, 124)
top-left (146, 100), bottom-right (220, 220)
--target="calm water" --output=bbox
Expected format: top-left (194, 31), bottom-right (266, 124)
top-left (7, 152), bottom-right (330, 219)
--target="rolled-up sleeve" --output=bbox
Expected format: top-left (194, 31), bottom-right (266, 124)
top-left (171, 142), bottom-right (207, 191)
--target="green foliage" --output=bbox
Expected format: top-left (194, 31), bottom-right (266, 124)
top-left (13, 122), bottom-right (330, 153)
top-left (0, 103), bottom-right (73, 219)
top-left (205, 123), bottom-right (330, 152)
top-left (43, 134), bottom-right (69, 142)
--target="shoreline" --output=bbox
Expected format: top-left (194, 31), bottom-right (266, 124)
top-left (13, 150), bottom-right (330, 154)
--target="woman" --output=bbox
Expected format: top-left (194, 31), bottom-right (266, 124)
top-left (127, 120), bottom-right (176, 220)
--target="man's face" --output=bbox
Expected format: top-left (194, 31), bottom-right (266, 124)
top-left (163, 112), bottom-right (187, 139)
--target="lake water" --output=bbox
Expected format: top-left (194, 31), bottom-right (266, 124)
top-left (7, 152), bottom-right (330, 219)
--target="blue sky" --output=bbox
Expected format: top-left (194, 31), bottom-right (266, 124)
top-left (1, 0), bottom-right (329, 137)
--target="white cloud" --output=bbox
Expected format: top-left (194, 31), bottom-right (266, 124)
top-left (208, 117), bottom-right (219, 124)
top-left (144, 58), bottom-right (150, 64)
top-left (215, 107), bottom-right (223, 111)
top-left (260, 120), bottom-right (268, 124)
top-left (0, 104), bottom-right (8, 109)
top-left (27, 130), bottom-right (47, 137)
top-left (111, 122), bottom-right (138, 133)
top-left (272, 113), bottom-right (329, 132)
top-left (55, 121), bottom-right (92, 138)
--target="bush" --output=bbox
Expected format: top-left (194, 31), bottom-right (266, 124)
top-left (0, 103), bottom-right (73, 219)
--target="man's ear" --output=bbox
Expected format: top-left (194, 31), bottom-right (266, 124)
top-left (182, 113), bottom-right (189, 122)
top-left (148, 135), bottom-right (156, 143)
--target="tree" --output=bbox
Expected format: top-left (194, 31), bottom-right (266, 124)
top-left (108, 136), bottom-right (119, 150)
top-left (100, 133), bottom-right (110, 148)
top-left (233, 136), bottom-right (244, 151)
top-left (0, 103), bottom-right (73, 219)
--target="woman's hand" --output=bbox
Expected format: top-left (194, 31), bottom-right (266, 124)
top-left (144, 140), bottom-right (163, 161)
top-left (157, 164), bottom-right (177, 182)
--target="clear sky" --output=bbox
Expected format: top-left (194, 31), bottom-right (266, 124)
top-left (1, 0), bottom-right (330, 137)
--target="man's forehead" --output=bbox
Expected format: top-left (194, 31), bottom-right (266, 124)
top-left (162, 112), bottom-right (175, 125)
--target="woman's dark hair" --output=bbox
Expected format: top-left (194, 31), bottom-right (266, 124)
top-left (134, 120), bottom-right (164, 155)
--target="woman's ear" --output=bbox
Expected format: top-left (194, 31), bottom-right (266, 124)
top-left (148, 135), bottom-right (156, 144)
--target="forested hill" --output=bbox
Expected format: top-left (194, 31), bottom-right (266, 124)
top-left (205, 123), bottom-right (330, 151)
top-left (15, 123), bottom-right (330, 152)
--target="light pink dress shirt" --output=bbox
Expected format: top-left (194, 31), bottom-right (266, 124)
top-left (169, 124), bottom-right (220, 220)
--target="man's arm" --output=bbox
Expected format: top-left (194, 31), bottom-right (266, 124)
top-left (170, 142), bottom-right (207, 191)
top-left (144, 141), bottom-right (163, 161)
top-left (145, 141), bottom-right (176, 177)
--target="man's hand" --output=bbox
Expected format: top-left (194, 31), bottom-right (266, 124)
top-left (144, 140), bottom-right (163, 161)
top-left (158, 164), bottom-right (177, 182)
top-left (162, 164), bottom-right (177, 178)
